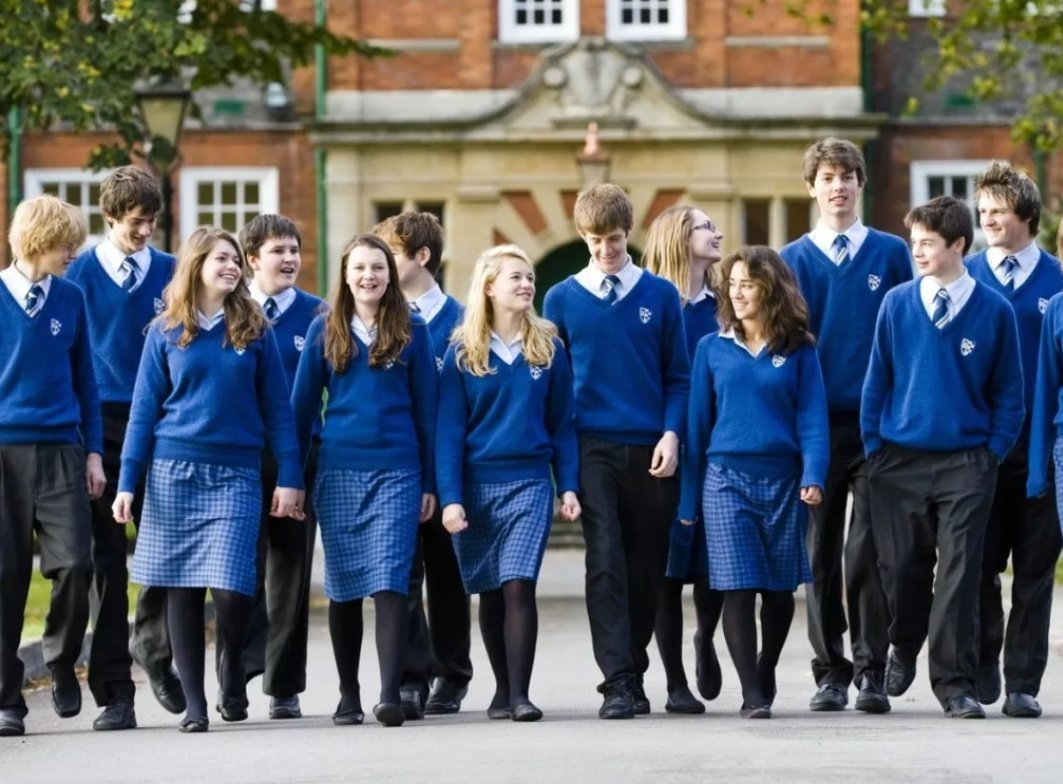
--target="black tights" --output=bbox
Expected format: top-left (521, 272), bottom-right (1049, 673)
top-left (328, 591), bottom-right (406, 709)
top-left (721, 590), bottom-right (795, 707)
top-left (479, 579), bottom-right (538, 709)
top-left (168, 587), bottom-right (253, 720)
top-left (654, 577), bottom-right (724, 690)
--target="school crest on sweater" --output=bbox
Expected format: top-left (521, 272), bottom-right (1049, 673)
top-left (154, 298), bottom-right (165, 315)
top-left (868, 274), bottom-right (881, 291)
top-left (294, 335), bottom-right (305, 352)
top-left (50, 318), bottom-right (62, 336)
top-left (529, 364), bottom-right (543, 380)
top-left (1040, 298), bottom-right (1049, 314)
top-left (639, 307), bottom-right (652, 324)
top-left (771, 354), bottom-right (786, 368)
top-left (234, 345), bottom-right (246, 356)
top-left (960, 338), bottom-right (976, 356)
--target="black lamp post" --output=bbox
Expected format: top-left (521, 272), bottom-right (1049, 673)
top-left (134, 80), bottom-right (191, 253)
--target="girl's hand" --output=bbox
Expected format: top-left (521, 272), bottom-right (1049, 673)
top-left (559, 492), bottom-right (581, 522)
top-left (86, 452), bottom-right (107, 500)
top-left (112, 492), bottom-right (135, 524)
top-left (442, 503), bottom-right (468, 534)
top-left (272, 487), bottom-right (306, 520)
top-left (800, 485), bottom-right (823, 507)
top-left (420, 493), bottom-right (437, 523)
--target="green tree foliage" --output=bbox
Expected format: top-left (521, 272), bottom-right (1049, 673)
top-left (0, 0), bottom-right (382, 165)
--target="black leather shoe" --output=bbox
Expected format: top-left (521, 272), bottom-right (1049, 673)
top-left (373, 702), bottom-right (406, 727)
top-left (854, 672), bottom-right (891, 714)
top-left (0, 709), bottom-right (25, 737)
top-left (215, 690), bottom-right (249, 722)
top-left (740, 704), bottom-right (771, 719)
top-left (1002, 692), bottom-right (1042, 718)
top-left (665, 684), bottom-right (705, 714)
top-left (130, 639), bottom-right (186, 715)
top-left (809, 683), bottom-right (848, 712)
top-left (512, 701), bottom-right (543, 722)
top-left (269, 695), bottom-right (302, 720)
top-left (631, 678), bottom-right (651, 715)
top-left (178, 716), bottom-right (209, 733)
top-left (756, 654), bottom-right (776, 708)
top-left (51, 670), bottom-right (81, 718)
top-left (424, 679), bottom-right (468, 715)
top-left (945, 694), bottom-right (985, 718)
top-left (885, 650), bottom-right (916, 697)
top-left (399, 686), bottom-right (426, 720)
top-left (597, 680), bottom-right (635, 719)
top-left (976, 664), bottom-right (1002, 705)
top-left (93, 697), bottom-right (137, 731)
top-left (695, 629), bottom-right (722, 701)
top-left (332, 699), bottom-right (365, 725)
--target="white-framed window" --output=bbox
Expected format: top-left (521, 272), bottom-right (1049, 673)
top-left (179, 167), bottom-right (279, 238)
top-left (909, 0), bottom-right (946, 16)
top-left (498, 0), bottom-right (579, 44)
top-left (910, 159), bottom-right (994, 247)
top-left (607, 0), bottom-right (686, 41)
top-left (24, 169), bottom-right (109, 249)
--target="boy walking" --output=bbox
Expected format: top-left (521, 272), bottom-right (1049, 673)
top-left (862, 195), bottom-right (1024, 718)
top-left (544, 183), bottom-right (690, 718)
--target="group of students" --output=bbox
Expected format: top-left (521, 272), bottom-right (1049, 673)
top-left (2, 137), bottom-right (1062, 738)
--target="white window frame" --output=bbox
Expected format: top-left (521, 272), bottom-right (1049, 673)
top-left (179, 166), bottom-right (279, 241)
top-left (606, 0), bottom-right (687, 41)
top-left (498, 0), bottom-right (579, 44)
top-left (908, 0), bottom-right (946, 16)
top-left (910, 159), bottom-right (994, 247)
top-left (24, 168), bottom-right (109, 249)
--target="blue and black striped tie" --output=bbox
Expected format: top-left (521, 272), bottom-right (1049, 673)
top-left (25, 284), bottom-right (44, 317)
top-left (1001, 255), bottom-right (1019, 290)
top-left (264, 297), bottom-right (279, 320)
top-left (602, 274), bottom-right (621, 304)
top-left (931, 288), bottom-right (950, 329)
top-left (120, 256), bottom-right (140, 292)
top-left (833, 234), bottom-right (849, 266)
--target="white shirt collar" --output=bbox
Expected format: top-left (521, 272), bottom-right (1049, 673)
top-left (489, 331), bottom-right (523, 364)
top-left (98, 238), bottom-right (152, 288)
top-left (689, 285), bottom-right (714, 304)
top-left (350, 315), bottom-right (377, 347)
top-left (1, 263), bottom-right (52, 305)
top-left (575, 257), bottom-right (643, 300)
top-left (919, 271), bottom-right (977, 319)
top-left (249, 280), bottom-right (297, 316)
top-left (810, 218), bottom-right (869, 260)
top-left (985, 240), bottom-right (1040, 272)
top-left (196, 309), bottom-right (225, 330)
top-left (408, 284), bottom-right (447, 323)
top-left (717, 327), bottom-right (764, 358)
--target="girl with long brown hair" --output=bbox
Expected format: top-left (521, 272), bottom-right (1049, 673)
top-left (113, 227), bottom-right (304, 733)
top-left (678, 245), bottom-right (828, 718)
top-left (290, 233), bottom-right (437, 727)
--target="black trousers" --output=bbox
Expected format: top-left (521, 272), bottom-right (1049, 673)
top-left (88, 405), bottom-right (171, 706)
top-left (579, 435), bottom-right (678, 684)
top-left (0, 444), bottom-right (92, 718)
top-left (217, 444), bottom-right (319, 698)
top-left (400, 505), bottom-right (473, 693)
top-left (978, 447), bottom-right (1062, 696)
top-left (869, 444), bottom-right (997, 706)
top-left (805, 412), bottom-right (890, 687)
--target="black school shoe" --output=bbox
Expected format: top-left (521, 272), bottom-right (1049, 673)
top-left (373, 702), bottom-right (406, 727)
top-left (631, 677), bottom-right (651, 715)
top-left (0, 708), bottom-right (25, 737)
top-left (885, 650), bottom-right (917, 698)
top-left (51, 670), bottom-right (81, 718)
top-left (93, 697), bottom-right (137, 730)
top-left (215, 690), bottom-right (249, 722)
top-left (944, 694), bottom-right (985, 719)
top-left (664, 684), bottom-right (705, 714)
top-left (854, 672), bottom-right (891, 714)
top-left (424, 679), bottom-right (468, 715)
top-left (129, 639), bottom-right (186, 714)
top-left (597, 679), bottom-right (635, 719)
top-left (399, 685), bottom-right (426, 720)
top-left (269, 695), bottom-right (302, 720)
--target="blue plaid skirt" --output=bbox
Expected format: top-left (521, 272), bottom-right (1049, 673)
top-left (315, 468), bottom-right (420, 602)
top-left (665, 515), bottom-right (708, 581)
top-left (703, 462), bottom-right (812, 592)
top-left (131, 459), bottom-right (261, 595)
top-left (455, 479), bottom-right (554, 594)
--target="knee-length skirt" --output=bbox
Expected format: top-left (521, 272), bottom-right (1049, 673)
top-left (703, 462), bottom-right (812, 592)
top-left (315, 468), bottom-right (420, 602)
top-left (455, 479), bottom-right (554, 594)
top-left (665, 514), bottom-right (708, 582)
top-left (131, 459), bottom-right (261, 596)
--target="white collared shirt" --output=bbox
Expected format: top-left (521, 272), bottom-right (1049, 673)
top-left (575, 257), bottom-right (643, 302)
top-left (489, 331), bottom-right (524, 365)
top-left (985, 240), bottom-right (1040, 289)
top-left (920, 271), bottom-right (977, 323)
top-left (249, 280), bottom-right (297, 317)
top-left (689, 285), bottom-right (714, 304)
top-left (810, 219), bottom-right (869, 264)
top-left (96, 238), bottom-right (152, 291)
top-left (408, 284), bottom-right (447, 323)
top-left (1, 263), bottom-right (52, 309)
top-left (196, 309), bottom-right (225, 331)
top-left (717, 327), bottom-right (764, 358)
top-left (351, 315), bottom-right (377, 347)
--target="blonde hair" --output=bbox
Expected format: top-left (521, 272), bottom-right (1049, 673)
top-left (642, 204), bottom-right (710, 304)
top-left (159, 226), bottom-right (267, 350)
top-left (453, 244), bottom-right (557, 377)
top-left (9, 195), bottom-right (87, 260)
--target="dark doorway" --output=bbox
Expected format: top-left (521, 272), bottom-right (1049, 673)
top-left (534, 239), bottom-right (642, 311)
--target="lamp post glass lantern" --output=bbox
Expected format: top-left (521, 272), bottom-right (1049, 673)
top-left (135, 81), bottom-right (191, 253)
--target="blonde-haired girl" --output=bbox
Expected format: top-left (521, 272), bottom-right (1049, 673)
top-left (437, 244), bottom-right (581, 721)
top-left (114, 227), bottom-right (304, 733)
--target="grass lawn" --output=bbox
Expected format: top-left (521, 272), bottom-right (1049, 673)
top-left (23, 571), bottom-right (139, 642)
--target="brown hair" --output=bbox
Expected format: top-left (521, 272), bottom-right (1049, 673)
top-left (100, 166), bottom-right (162, 220)
top-left (802, 137), bottom-right (866, 186)
top-left (159, 227), bottom-right (266, 350)
top-left (975, 161), bottom-right (1041, 236)
top-left (716, 246), bottom-right (814, 355)
top-left (323, 233), bottom-right (411, 372)
top-left (372, 211), bottom-right (444, 276)
top-left (9, 195), bottom-right (87, 259)
top-left (905, 196), bottom-right (974, 256)
top-left (573, 183), bottom-right (634, 235)
top-left (239, 214), bottom-right (302, 259)
top-left (1056, 220), bottom-right (1063, 260)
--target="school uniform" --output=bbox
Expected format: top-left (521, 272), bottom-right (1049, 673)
top-left (290, 313), bottom-right (437, 603)
top-left (678, 332), bottom-right (828, 592)
top-left (862, 275), bottom-right (1025, 708)
top-left (543, 262), bottom-right (690, 689)
top-left (436, 336), bottom-right (579, 593)
top-left (119, 317), bottom-right (303, 597)
top-left (401, 287), bottom-right (473, 705)
top-left (0, 270), bottom-right (101, 720)
top-left (781, 223), bottom-right (912, 693)
top-left (66, 242), bottom-right (176, 707)
top-left (966, 245), bottom-right (1063, 702)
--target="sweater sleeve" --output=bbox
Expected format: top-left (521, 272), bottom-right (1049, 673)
top-left (71, 293), bottom-right (103, 455)
top-left (678, 336), bottom-right (715, 522)
top-left (434, 347), bottom-right (468, 507)
top-left (118, 325), bottom-right (169, 493)
top-left (289, 316), bottom-right (328, 471)
top-left (546, 339), bottom-right (580, 496)
top-left (860, 296), bottom-right (893, 458)
top-left (257, 326), bottom-right (303, 490)
top-left (796, 344), bottom-right (830, 489)
top-left (409, 322), bottom-right (440, 495)
top-left (543, 286), bottom-right (567, 347)
top-left (986, 304), bottom-right (1027, 462)
top-left (1027, 301), bottom-right (1060, 497)
top-left (660, 286), bottom-right (692, 438)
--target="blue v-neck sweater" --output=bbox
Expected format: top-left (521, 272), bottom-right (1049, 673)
top-left (1026, 293), bottom-right (1063, 495)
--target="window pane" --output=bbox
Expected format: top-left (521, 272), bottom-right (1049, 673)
top-left (198, 183), bottom-right (213, 204)
top-left (951, 177), bottom-right (968, 200)
top-left (418, 202), bottom-right (445, 226)
top-left (198, 211), bottom-right (212, 226)
top-left (928, 176), bottom-right (945, 199)
top-left (743, 199), bottom-right (770, 246)
top-left (374, 202), bottom-right (404, 224)
top-left (245, 182), bottom-right (259, 205)
top-left (221, 182), bottom-right (237, 205)
top-left (221, 211), bottom-right (238, 232)
top-left (785, 199), bottom-right (810, 244)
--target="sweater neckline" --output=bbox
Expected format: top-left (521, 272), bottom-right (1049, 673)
top-left (568, 269), bottom-right (651, 308)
